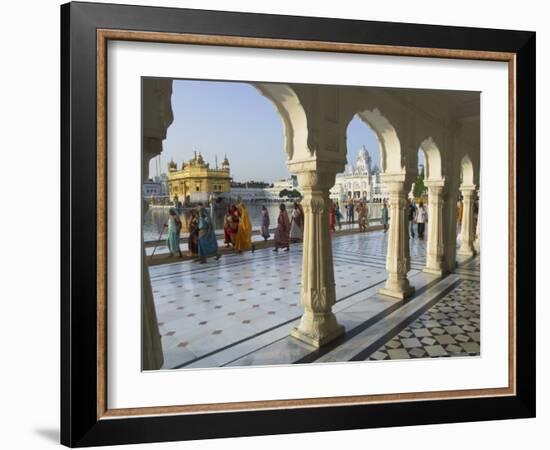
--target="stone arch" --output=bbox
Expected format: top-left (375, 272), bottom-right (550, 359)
top-left (251, 83), bottom-right (309, 161)
top-left (355, 108), bottom-right (403, 174)
top-left (460, 154), bottom-right (475, 186)
top-left (419, 137), bottom-right (443, 181)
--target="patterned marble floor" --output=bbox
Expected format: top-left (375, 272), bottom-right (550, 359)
top-left (149, 230), bottom-right (479, 369)
top-left (366, 278), bottom-right (480, 360)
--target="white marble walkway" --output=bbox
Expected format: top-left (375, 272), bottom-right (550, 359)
top-left (149, 230), bottom-right (478, 369)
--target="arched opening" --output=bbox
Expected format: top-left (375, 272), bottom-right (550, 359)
top-left (356, 109), bottom-right (403, 174)
top-left (415, 137), bottom-right (446, 274)
top-left (335, 114), bottom-right (384, 230)
top-left (457, 154), bottom-right (477, 256)
top-left (141, 79), bottom-right (483, 369)
top-left (420, 137), bottom-right (443, 181)
top-left (340, 109), bottom-right (415, 300)
top-left (460, 154), bottom-right (475, 187)
top-left (143, 80), bottom-right (320, 368)
top-left (144, 79), bottom-right (293, 245)
top-left (411, 148), bottom-right (427, 200)
top-left (252, 83), bottom-right (309, 161)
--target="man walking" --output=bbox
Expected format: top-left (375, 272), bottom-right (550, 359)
top-left (416, 201), bottom-right (428, 240)
top-left (408, 199), bottom-right (417, 238)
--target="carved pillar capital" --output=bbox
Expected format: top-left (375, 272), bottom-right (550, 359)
top-left (460, 185), bottom-right (477, 195)
top-left (295, 170), bottom-right (336, 192)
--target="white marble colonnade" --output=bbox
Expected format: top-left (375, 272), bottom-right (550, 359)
top-left (142, 81), bottom-right (481, 356)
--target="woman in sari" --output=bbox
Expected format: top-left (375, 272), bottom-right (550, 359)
top-left (224, 204), bottom-right (239, 247)
top-left (165, 207), bottom-right (183, 258)
top-left (223, 206), bottom-right (234, 247)
top-left (234, 202), bottom-right (254, 253)
top-left (197, 207), bottom-right (221, 263)
top-left (289, 201), bottom-right (304, 243)
top-left (260, 205), bottom-right (270, 241)
top-left (273, 203), bottom-right (290, 251)
top-left (335, 201), bottom-right (343, 230)
top-left (188, 209), bottom-right (199, 256)
top-left (329, 201), bottom-right (336, 233)
top-left (357, 201), bottom-right (367, 232)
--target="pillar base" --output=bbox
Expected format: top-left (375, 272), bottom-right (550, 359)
top-left (291, 313), bottom-right (345, 348)
top-left (379, 285), bottom-right (415, 300)
top-left (457, 248), bottom-right (476, 257)
top-left (423, 267), bottom-right (444, 277)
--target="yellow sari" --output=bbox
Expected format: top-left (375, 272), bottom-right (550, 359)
top-left (234, 203), bottom-right (253, 251)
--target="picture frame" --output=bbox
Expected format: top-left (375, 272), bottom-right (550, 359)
top-left (60, 1), bottom-right (535, 447)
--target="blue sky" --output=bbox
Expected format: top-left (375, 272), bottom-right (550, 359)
top-left (150, 80), bottom-right (421, 182)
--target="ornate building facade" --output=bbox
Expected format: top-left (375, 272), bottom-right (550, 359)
top-left (330, 145), bottom-right (386, 202)
top-left (167, 152), bottom-right (231, 203)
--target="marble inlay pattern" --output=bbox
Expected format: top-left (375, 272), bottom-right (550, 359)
top-left (366, 279), bottom-right (480, 360)
top-left (149, 230), bottom-right (479, 369)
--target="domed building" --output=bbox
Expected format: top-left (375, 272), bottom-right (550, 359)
top-left (330, 145), bottom-right (386, 202)
top-left (167, 151), bottom-right (231, 204)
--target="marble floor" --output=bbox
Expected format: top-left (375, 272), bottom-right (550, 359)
top-left (149, 230), bottom-right (480, 370)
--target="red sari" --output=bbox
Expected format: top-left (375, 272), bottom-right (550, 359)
top-left (274, 210), bottom-right (290, 248)
top-left (224, 206), bottom-right (240, 245)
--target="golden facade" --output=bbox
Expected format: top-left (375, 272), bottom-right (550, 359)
top-left (168, 152), bottom-right (231, 201)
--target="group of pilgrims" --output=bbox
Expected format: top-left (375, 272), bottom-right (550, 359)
top-left (165, 205), bottom-right (221, 263)
top-left (163, 198), bottom-right (392, 263)
top-left (224, 201), bottom-right (305, 252)
top-left (163, 200), bottom-right (307, 263)
top-left (328, 199), bottom-right (389, 233)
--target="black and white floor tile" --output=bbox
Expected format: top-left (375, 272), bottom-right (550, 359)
top-left (366, 279), bottom-right (480, 360)
top-left (149, 230), bottom-right (480, 369)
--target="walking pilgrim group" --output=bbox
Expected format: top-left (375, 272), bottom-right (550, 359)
top-left (224, 201), bottom-right (305, 253)
top-left (165, 204), bottom-right (221, 264)
top-left (162, 195), bottom-right (471, 265)
top-left (329, 199), bottom-right (374, 233)
top-left (163, 201), bottom-right (307, 264)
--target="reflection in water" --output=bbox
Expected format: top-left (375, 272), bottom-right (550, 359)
top-left (143, 201), bottom-right (383, 242)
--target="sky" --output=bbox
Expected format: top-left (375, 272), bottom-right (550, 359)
top-left (150, 79), bottom-right (423, 182)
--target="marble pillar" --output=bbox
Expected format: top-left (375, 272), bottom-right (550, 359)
top-left (424, 181), bottom-right (445, 277)
top-left (379, 178), bottom-right (415, 299)
top-left (142, 150), bottom-right (165, 370)
top-left (142, 246), bottom-right (164, 370)
top-left (458, 185), bottom-right (476, 256)
top-left (141, 79), bottom-right (173, 370)
top-left (290, 170), bottom-right (345, 347)
top-left (473, 189), bottom-right (480, 252)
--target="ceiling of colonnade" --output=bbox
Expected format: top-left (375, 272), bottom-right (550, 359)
top-left (150, 78), bottom-right (480, 185)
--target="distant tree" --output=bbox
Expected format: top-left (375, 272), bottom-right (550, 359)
top-left (279, 188), bottom-right (301, 199)
top-left (289, 189), bottom-right (301, 198)
top-left (413, 168), bottom-right (426, 198)
top-left (279, 189), bottom-right (290, 198)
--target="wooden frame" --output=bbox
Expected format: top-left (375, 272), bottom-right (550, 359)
top-left (61, 1), bottom-right (535, 447)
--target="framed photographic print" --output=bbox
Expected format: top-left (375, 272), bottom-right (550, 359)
top-left (61, 1), bottom-right (535, 447)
